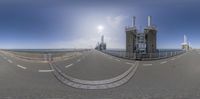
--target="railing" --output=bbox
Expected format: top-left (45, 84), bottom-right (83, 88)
top-left (1, 49), bottom-right (91, 62)
top-left (101, 49), bottom-right (186, 60)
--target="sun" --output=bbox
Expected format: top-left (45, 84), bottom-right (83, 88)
top-left (97, 25), bottom-right (104, 32)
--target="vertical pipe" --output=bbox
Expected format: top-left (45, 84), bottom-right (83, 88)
top-left (132, 16), bottom-right (136, 27)
top-left (184, 35), bottom-right (187, 44)
top-left (148, 16), bottom-right (152, 27)
top-left (101, 35), bottom-right (104, 43)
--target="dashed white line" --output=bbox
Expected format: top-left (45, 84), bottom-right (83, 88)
top-left (77, 59), bottom-right (81, 62)
top-left (17, 65), bottom-right (27, 69)
top-left (160, 61), bottom-right (167, 64)
top-left (65, 63), bottom-right (73, 68)
top-left (38, 69), bottom-right (54, 72)
top-left (114, 59), bottom-right (120, 61)
top-left (7, 59), bottom-right (13, 63)
top-left (109, 57), bottom-right (113, 59)
top-left (126, 62), bottom-right (133, 65)
top-left (143, 64), bottom-right (153, 66)
top-left (170, 58), bottom-right (176, 61)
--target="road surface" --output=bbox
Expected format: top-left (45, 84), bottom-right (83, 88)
top-left (0, 49), bottom-right (200, 98)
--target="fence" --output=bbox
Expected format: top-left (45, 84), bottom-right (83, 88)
top-left (101, 49), bottom-right (186, 60)
top-left (1, 49), bottom-right (91, 62)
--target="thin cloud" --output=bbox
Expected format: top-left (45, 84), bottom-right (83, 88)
top-left (106, 15), bottom-right (127, 28)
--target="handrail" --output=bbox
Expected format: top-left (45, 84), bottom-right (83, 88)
top-left (101, 50), bottom-right (186, 60)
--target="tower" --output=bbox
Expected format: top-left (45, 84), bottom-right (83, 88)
top-left (100, 35), bottom-right (106, 50)
top-left (125, 16), bottom-right (137, 53)
top-left (181, 35), bottom-right (189, 51)
top-left (125, 16), bottom-right (157, 54)
top-left (101, 35), bottom-right (104, 43)
top-left (144, 16), bottom-right (157, 53)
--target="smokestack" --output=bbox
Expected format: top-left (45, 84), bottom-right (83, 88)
top-left (101, 35), bottom-right (104, 43)
top-left (148, 16), bottom-right (152, 27)
top-left (132, 16), bottom-right (136, 27)
top-left (184, 35), bottom-right (188, 44)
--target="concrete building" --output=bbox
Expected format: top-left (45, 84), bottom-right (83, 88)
top-left (144, 16), bottom-right (157, 53)
top-left (136, 33), bottom-right (146, 54)
top-left (125, 16), bottom-right (157, 54)
top-left (125, 16), bottom-right (137, 53)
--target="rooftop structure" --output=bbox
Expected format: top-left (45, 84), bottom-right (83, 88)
top-left (125, 16), bottom-right (157, 54)
top-left (95, 35), bottom-right (106, 50)
top-left (181, 35), bottom-right (190, 51)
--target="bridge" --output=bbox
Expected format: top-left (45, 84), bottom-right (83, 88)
top-left (0, 49), bottom-right (200, 98)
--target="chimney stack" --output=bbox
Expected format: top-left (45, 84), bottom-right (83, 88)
top-left (184, 35), bottom-right (188, 44)
top-left (132, 16), bottom-right (136, 27)
top-left (101, 35), bottom-right (104, 43)
top-left (148, 16), bottom-right (152, 27)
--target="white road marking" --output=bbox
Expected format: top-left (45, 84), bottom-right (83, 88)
top-left (126, 62), bottom-right (133, 65)
top-left (77, 59), bottom-right (81, 62)
top-left (177, 55), bottom-right (181, 58)
top-left (170, 58), bottom-right (176, 61)
top-left (160, 61), bottom-right (167, 64)
top-left (114, 59), bottom-right (120, 61)
top-left (143, 64), bottom-right (153, 66)
top-left (38, 69), bottom-right (54, 72)
top-left (17, 65), bottom-right (27, 69)
top-left (7, 59), bottom-right (13, 63)
top-left (109, 57), bottom-right (113, 59)
top-left (65, 63), bottom-right (73, 68)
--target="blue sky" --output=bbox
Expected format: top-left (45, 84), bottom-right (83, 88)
top-left (0, 0), bottom-right (199, 49)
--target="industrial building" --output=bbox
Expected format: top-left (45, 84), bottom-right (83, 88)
top-left (125, 16), bottom-right (157, 54)
top-left (95, 35), bottom-right (106, 50)
top-left (181, 35), bottom-right (190, 51)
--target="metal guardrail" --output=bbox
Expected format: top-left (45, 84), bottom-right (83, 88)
top-left (101, 50), bottom-right (186, 60)
top-left (1, 49), bottom-right (91, 62)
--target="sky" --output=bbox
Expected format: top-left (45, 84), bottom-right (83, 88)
top-left (0, 0), bottom-right (199, 49)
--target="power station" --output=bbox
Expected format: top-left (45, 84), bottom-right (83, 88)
top-left (181, 35), bottom-right (190, 51)
top-left (95, 35), bottom-right (106, 50)
top-left (125, 16), bottom-right (157, 54)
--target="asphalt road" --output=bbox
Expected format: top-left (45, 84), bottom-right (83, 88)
top-left (53, 50), bottom-right (133, 80)
top-left (0, 49), bottom-right (200, 99)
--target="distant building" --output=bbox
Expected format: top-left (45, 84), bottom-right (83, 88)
top-left (181, 35), bottom-right (190, 51)
top-left (144, 16), bottom-right (157, 53)
top-left (95, 35), bottom-right (106, 50)
top-left (125, 16), bottom-right (157, 54)
top-left (125, 16), bottom-right (137, 53)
